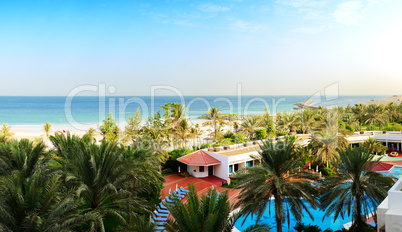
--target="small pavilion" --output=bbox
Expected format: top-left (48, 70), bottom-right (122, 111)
top-left (178, 150), bottom-right (221, 178)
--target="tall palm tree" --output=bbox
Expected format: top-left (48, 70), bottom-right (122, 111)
top-left (385, 102), bottom-right (399, 123)
top-left (50, 133), bottom-right (151, 232)
top-left (352, 104), bottom-right (366, 129)
top-left (309, 130), bottom-right (348, 167)
top-left (0, 123), bottom-right (14, 143)
top-left (226, 114), bottom-right (236, 133)
top-left (235, 136), bottom-right (319, 232)
top-left (319, 146), bottom-right (395, 229)
top-left (43, 122), bottom-right (52, 148)
top-left (279, 112), bottom-right (300, 134)
top-left (364, 104), bottom-right (387, 129)
top-left (0, 139), bottom-right (91, 231)
top-left (203, 107), bottom-right (226, 142)
top-left (362, 137), bottom-right (388, 155)
top-left (343, 113), bottom-right (358, 130)
top-left (241, 116), bottom-right (261, 140)
top-left (165, 184), bottom-right (271, 232)
top-left (299, 109), bottom-right (317, 134)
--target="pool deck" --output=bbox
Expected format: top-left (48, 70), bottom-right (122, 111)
top-left (162, 174), bottom-right (241, 204)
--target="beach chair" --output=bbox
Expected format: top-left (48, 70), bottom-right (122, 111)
top-left (153, 215), bottom-right (167, 222)
top-left (154, 211), bottom-right (169, 218)
top-left (155, 226), bottom-right (165, 231)
top-left (180, 187), bottom-right (190, 193)
top-left (172, 191), bottom-right (184, 198)
top-left (157, 206), bottom-right (169, 214)
top-left (159, 202), bottom-right (167, 210)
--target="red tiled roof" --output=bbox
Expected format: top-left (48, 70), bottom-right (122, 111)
top-left (372, 162), bottom-right (394, 172)
top-left (177, 150), bottom-right (221, 166)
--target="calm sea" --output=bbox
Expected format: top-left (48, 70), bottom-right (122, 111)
top-left (0, 95), bottom-right (386, 126)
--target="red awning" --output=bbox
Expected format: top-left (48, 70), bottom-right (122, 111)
top-left (177, 150), bottom-right (221, 166)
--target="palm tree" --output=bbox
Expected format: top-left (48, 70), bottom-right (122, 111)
top-left (343, 113), bottom-right (358, 130)
top-left (226, 114), bottom-right (236, 133)
top-left (241, 116), bottom-right (261, 140)
top-left (362, 137), bottom-right (388, 155)
top-left (0, 123), bottom-right (14, 143)
top-left (50, 133), bottom-right (151, 232)
top-left (279, 112), bottom-right (300, 134)
top-left (352, 104), bottom-right (366, 129)
top-left (364, 104), bottom-right (387, 129)
top-left (235, 136), bottom-right (319, 232)
top-left (165, 184), bottom-right (271, 232)
top-left (299, 109), bottom-right (317, 134)
top-left (309, 130), bottom-right (348, 167)
top-left (0, 139), bottom-right (91, 231)
top-left (84, 127), bottom-right (98, 142)
top-left (385, 102), bottom-right (399, 123)
top-left (319, 146), bottom-right (395, 229)
top-left (43, 122), bottom-right (52, 148)
top-left (203, 107), bottom-right (226, 142)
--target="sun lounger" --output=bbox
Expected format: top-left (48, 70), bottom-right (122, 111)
top-left (153, 215), bottom-right (168, 222)
top-left (172, 191), bottom-right (184, 198)
top-left (155, 226), bottom-right (165, 231)
top-left (159, 202), bottom-right (167, 210)
top-left (155, 211), bottom-right (169, 217)
top-left (180, 187), bottom-right (190, 193)
top-left (177, 189), bottom-right (187, 195)
top-left (157, 207), bottom-right (169, 214)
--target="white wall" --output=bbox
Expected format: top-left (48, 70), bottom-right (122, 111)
top-left (377, 178), bottom-right (402, 232)
top-left (187, 165), bottom-right (209, 178)
top-left (206, 151), bottom-right (230, 182)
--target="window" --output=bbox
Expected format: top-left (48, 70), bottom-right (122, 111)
top-left (246, 161), bottom-right (253, 167)
top-left (229, 165), bottom-right (233, 174)
top-left (199, 166), bottom-right (204, 172)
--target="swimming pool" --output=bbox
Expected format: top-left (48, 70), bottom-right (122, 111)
top-left (382, 166), bottom-right (402, 179)
top-left (234, 199), bottom-right (375, 232)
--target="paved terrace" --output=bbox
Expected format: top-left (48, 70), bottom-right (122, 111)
top-left (162, 174), bottom-right (241, 205)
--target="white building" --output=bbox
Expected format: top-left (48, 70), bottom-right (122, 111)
top-left (178, 135), bottom-right (311, 182)
top-left (377, 178), bottom-right (402, 232)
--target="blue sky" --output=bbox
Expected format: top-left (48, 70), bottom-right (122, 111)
top-left (1, 0), bottom-right (401, 96)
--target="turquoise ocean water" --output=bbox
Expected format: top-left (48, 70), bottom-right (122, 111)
top-left (0, 95), bottom-right (386, 126)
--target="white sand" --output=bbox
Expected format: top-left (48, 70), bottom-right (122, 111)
top-left (7, 119), bottom-right (233, 144)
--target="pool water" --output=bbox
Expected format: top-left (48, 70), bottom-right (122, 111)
top-left (383, 166), bottom-right (402, 179)
top-left (235, 199), bottom-right (375, 232)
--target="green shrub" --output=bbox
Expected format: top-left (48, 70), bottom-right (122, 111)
top-left (231, 134), bottom-right (245, 143)
top-left (200, 143), bottom-right (213, 149)
top-left (276, 131), bottom-right (289, 136)
top-left (345, 124), bottom-right (355, 133)
top-left (214, 138), bottom-right (232, 147)
top-left (223, 131), bottom-right (234, 139)
top-left (338, 120), bottom-right (346, 128)
top-left (266, 123), bottom-right (276, 135)
top-left (222, 179), bottom-right (237, 188)
top-left (255, 129), bottom-right (267, 140)
top-left (383, 122), bottom-right (402, 131)
top-left (168, 147), bottom-right (191, 160)
top-left (320, 167), bottom-right (336, 176)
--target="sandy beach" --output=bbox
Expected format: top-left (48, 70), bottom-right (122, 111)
top-left (7, 119), bottom-right (234, 147)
